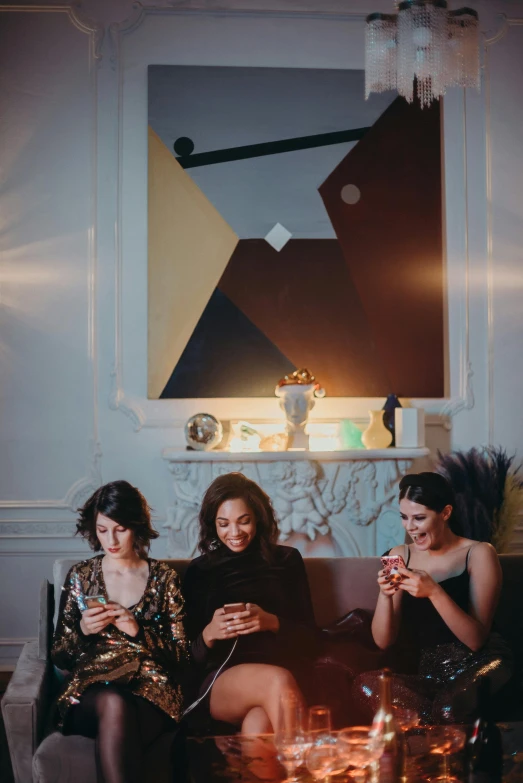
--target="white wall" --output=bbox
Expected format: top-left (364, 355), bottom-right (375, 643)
top-left (0, 0), bottom-right (522, 665)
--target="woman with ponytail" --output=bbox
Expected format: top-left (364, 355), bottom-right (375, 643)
top-left (353, 472), bottom-right (513, 723)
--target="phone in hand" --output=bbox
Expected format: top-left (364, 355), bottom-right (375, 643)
top-left (223, 602), bottom-right (246, 614)
top-left (85, 595), bottom-right (108, 609)
top-left (381, 555), bottom-right (406, 585)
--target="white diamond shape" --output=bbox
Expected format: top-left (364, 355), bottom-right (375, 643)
top-left (264, 222), bottom-right (292, 252)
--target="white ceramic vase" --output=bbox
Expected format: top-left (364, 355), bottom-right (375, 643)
top-left (361, 410), bottom-right (393, 449)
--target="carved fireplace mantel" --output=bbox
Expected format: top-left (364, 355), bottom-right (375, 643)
top-left (162, 447), bottom-right (429, 558)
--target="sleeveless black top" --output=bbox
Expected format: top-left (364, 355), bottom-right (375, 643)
top-left (398, 546), bottom-right (472, 650)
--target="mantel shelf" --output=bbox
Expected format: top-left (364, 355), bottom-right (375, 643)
top-left (162, 447), bottom-right (429, 462)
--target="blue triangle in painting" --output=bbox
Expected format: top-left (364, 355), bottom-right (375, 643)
top-left (160, 288), bottom-right (296, 398)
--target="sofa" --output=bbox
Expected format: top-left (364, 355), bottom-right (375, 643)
top-left (3, 555), bottom-right (523, 783)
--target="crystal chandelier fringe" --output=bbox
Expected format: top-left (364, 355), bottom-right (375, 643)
top-left (398, 0), bottom-right (448, 107)
top-left (365, 13), bottom-right (398, 99)
top-left (365, 1), bottom-right (480, 108)
top-left (447, 8), bottom-right (480, 90)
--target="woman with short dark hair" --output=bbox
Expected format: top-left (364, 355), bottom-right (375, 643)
top-left (353, 471), bottom-right (513, 723)
top-left (52, 480), bottom-right (187, 783)
top-left (183, 472), bottom-right (317, 735)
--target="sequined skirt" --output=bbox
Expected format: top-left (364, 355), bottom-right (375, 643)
top-left (352, 634), bottom-right (513, 724)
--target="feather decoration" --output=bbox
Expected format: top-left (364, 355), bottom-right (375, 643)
top-left (493, 471), bottom-right (523, 553)
top-left (435, 447), bottom-right (523, 550)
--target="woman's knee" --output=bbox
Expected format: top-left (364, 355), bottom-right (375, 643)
top-left (93, 685), bottom-right (134, 718)
top-left (266, 666), bottom-right (299, 698)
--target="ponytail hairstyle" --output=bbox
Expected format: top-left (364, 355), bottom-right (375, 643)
top-left (399, 472), bottom-right (460, 533)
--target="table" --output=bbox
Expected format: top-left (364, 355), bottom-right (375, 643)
top-left (185, 724), bottom-right (523, 782)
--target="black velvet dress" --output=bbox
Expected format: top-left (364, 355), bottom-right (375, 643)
top-left (182, 541), bottom-right (318, 716)
top-left (352, 547), bottom-right (514, 723)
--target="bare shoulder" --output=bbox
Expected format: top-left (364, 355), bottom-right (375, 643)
top-left (467, 540), bottom-right (497, 557)
top-left (467, 541), bottom-right (500, 569)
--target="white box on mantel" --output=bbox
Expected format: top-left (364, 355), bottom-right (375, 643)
top-left (395, 408), bottom-right (425, 447)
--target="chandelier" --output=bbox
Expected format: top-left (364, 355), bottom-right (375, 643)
top-left (365, 1), bottom-right (480, 108)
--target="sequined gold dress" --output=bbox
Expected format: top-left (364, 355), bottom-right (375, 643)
top-left (51, 555), bottom-right (188, 728)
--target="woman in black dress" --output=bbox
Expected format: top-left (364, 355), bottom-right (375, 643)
top-left (183, 472), bottom-right (317, 735)
top-left (353, 472), bottom-right (513, 723)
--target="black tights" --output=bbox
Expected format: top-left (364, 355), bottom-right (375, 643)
top-left (65, 683), bottom-right (172, 783)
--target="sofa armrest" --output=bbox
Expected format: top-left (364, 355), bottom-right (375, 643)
top-left (1, 640), bottom-right (52, 783)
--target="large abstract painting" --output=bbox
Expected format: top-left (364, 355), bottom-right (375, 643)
top-left (147, 65), bottom-right (444, 399)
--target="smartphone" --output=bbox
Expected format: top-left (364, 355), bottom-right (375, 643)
top-left (381, 555), bottom-right (406, 585)
top-left (85, 595), bottom-right (107, 609)
top-left (223, 602), bottom-right (246, 614)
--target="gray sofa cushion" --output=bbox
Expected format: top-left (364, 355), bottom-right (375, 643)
top-left (1, 640), bottom-right (50, 783)
top-left (33, 734), bottom-right (96, 783)
top-left (33, 730), bottom-right (176, 783)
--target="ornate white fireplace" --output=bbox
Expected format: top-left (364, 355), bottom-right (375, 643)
top-left (162, 448), bottom-right (428, 558)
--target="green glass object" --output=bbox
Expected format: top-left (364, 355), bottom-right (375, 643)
top-left (340, 419), bottom-right (364, 449)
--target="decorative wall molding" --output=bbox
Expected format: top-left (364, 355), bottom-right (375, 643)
top-left (0, 638), bottom-right (34, 646)
top-left (0, 2), bottom-right (102, 511)
top-left (0, 522), bottom-right (77, 539)
top-left (483, 14), bottom-right (523, 443)
top-left (440, 88), bottom-right (474, 420)
top-left (0, 441), bottom-right (102, 512)
top-left (0, 3), bottom-right (104, 60)
top-left (0, 638), bottom-right (35, 668)
top-left (484, 13), bottom-right (510, 45)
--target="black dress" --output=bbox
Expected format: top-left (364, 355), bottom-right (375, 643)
top-left (182, 541), bottom-right (318, 715)
top-left (352, 547), bottom-right (514, 723)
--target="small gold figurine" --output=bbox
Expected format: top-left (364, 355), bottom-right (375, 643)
top-left (276, 368), bottom-right (325, 398)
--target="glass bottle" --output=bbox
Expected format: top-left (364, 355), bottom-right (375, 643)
top-left (371, 669), bottom-right (401, 783)
top-left (467, 677), bottom-right (503, 783)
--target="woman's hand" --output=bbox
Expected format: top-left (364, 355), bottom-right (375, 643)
top-left (80, 606), bottom-right (115, 636)
top-left (202, 607), bottom-right (239, 647)
top-left (377, 568), bottom-right (401, 598)
top-left (397, 567), bottom-right (440, 600)
top-left (105, 602), bottom-right (140, 637)
top-left (224, 603), bottom-right (280, 636)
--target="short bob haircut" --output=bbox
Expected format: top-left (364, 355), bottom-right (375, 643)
top-left (198, 472), bottom-right (279, 560)
top-left (76, 480), bottom-right (159, 559)
top-left (399, 472), bottom-right (460, 534)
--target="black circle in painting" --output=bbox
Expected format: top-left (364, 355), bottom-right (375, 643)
top-left (174, 137), bottom-right (195, 156)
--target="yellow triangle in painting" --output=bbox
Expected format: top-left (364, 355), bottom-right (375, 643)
top-left (148, 127), bottom-right (239, 399)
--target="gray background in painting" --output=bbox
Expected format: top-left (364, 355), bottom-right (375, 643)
top-left (148, 66), bottom-right (395, 239)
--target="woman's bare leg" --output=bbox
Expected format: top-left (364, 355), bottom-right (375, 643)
top-left (210, 663), bottom-right (303, 734)
top-left (242, 706), bottom-right (273, 735)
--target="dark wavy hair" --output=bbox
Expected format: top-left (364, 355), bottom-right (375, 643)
top-left (198, 472), bottom-right (279, 561)
top-left (76, 480), bottom-right (159, 558)
top-left (399, 472), bottom-right (460, 534)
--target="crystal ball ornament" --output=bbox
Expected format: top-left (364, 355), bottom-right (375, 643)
top-left (184, 413), bottom-right (223, 451)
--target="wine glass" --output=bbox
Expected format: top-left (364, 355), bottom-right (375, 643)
top-left (338, 726), bottom-right (385, 782)
top-left (392, 708), bottom-right (419, 733)
top-left (274, 691), bottom-right (308, 782)
top-left (306, 740), bottom-right (349, 782)
top-left (308, 705), bottom-right (332, 743)
top-left (425, 725), bottom-right (467, 783)
top-left (392, 707), bottom-right (419, 781)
